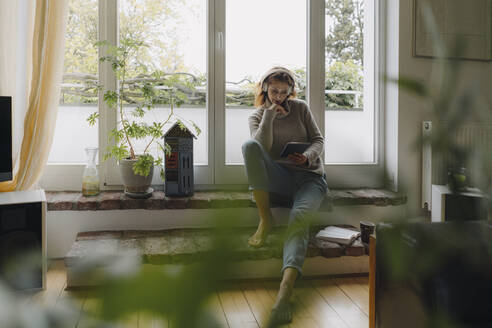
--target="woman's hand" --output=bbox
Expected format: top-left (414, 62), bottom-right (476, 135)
top-left (268, 103), bottom-right (288, 116)
top-left (288, 152), bottom-right (308, 166)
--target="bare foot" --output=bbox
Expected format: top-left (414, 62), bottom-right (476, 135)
top-left (269, 301), bottom-right (292, 326)
top-left (248, 218), bottom-right (272, 248)
top-left (268, 283), bottom-right (294, 326)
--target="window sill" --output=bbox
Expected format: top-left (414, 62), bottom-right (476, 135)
top-left (46, 189), bottom-right (406, 211)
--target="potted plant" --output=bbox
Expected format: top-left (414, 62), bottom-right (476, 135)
top-left (87, 37), bottom-right (200, 198)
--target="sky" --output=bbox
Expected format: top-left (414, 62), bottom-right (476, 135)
top-left (181, 0), bottom-right (307, 82)
top-left (118, 0), bottom-right (341, 83)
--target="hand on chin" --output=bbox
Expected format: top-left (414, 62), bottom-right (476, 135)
top-left (271, 101), bottom-right (288, 116)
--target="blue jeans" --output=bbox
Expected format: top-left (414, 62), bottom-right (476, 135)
top-left (241, 139), bottom-right (328, 275)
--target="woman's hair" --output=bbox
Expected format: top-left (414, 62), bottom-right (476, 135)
top-left (254, 68), bottom-right (297, 107)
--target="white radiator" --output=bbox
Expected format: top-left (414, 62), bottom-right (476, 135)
top-left (421, 121), bottom-right (492, 209)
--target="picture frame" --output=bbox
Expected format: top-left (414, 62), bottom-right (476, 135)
top-left (413, 0), bottom-right (492, 61)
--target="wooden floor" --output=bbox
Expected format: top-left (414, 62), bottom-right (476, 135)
top-left (24, 260), bottom-right (369, 328)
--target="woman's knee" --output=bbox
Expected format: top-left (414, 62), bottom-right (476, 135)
top-left (242, 139), bottom-right (263, 157)
top-left (289, 205), bottom-right (315, 227)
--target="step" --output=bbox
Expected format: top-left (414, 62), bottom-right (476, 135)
top-left (65, 225), bottom-right (369, 287)
top-left (46, 189), bottom-right (406, 211)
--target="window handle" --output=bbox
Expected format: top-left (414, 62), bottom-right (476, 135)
top-left (217, 31), bottom-right (223, 50)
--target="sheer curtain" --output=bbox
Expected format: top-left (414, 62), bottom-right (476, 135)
top-left (0, 0), bottom-right (68, 191)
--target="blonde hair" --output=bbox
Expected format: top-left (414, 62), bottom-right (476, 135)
top-left (254, 70), bottom-right (297, 107)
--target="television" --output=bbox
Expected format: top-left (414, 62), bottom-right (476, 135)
top-left (0, 96), bottom-right (12, 182)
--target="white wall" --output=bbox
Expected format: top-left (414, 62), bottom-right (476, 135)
top-left (394, 0), bottom-right (492, 217)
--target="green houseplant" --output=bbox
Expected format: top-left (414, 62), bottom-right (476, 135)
top-left (87, 37), bottom-right (200, 197)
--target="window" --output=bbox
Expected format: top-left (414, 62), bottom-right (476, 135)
top-left (49, 0), bottom-right (98, 164)
top-left (324, 0), bottom-right (377, 165)
top-left (118, 0), bottom-right (208, 165)
top-left (44, 0), bottom-right (384, 190)
top-left (224, 0), bottom-right (306, 164)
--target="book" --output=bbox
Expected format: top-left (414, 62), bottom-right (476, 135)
top-left (315, 226), bottom-right (361, 245)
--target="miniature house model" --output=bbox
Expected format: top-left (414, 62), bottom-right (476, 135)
top-left (163, 122), bottom-right (197, 196)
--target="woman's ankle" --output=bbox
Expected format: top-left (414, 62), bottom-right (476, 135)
top-left (274, 283), bottom-right (293, 308)
top-left (259, 215), bottom-right (273, 227)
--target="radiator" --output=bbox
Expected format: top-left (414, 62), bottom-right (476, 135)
top-left (422, 121), bottom-right (492, 209)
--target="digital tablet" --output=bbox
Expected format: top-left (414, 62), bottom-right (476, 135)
top-left (279, 142), bottom-right (310, 157)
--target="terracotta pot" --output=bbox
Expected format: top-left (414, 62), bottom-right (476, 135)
top-left (119, 157), bottom-right (153, 194)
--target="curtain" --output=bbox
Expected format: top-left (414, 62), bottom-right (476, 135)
top-left (0, 0), bottom-right (68, 191)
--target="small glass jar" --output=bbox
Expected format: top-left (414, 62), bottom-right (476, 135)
top-left (82, 147), bottom-right (100, 196)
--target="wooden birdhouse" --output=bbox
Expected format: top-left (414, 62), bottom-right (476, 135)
top-left (163, 122), bottom-right (197, 196)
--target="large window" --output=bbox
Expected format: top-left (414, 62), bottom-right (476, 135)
top-left (44, 0), bottom-right (383, 190)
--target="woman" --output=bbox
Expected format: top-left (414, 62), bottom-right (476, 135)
top-left (242, 66), bottom-right (328, 324)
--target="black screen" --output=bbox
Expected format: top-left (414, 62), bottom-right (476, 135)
top-left (0, 96), bottom-right (12, 182)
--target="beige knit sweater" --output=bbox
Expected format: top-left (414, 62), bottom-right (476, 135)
top-left (248, 98), bottom-right (325, 176)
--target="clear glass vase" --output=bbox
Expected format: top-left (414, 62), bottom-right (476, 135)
top-left (82, 147), bottom-right (100, 196)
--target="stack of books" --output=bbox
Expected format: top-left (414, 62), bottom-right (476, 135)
top-left (315, 226), bottom-right (361, 245)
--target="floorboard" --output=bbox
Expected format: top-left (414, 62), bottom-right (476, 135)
top-left (312, 279), bottom-right (368, 328)
top-left (31, 259), bottom-right (66, 307)
top-left (28, 260), bottom-right (369, 328)
top-left (240, 282), bottom-right (275, 327)
top-left (55, 284), bottom-right (87, 328)
top-left (333, 277), bottom-right (370, 316)
top-left (77, 290), bottom-right (104, 328)
top-left (218, 282), bottom-right (259, 328)
top-left (353, 276), bottom-right (369, 292)
top-left (295, 281), bottom-right (348, 328)
top-left (207, 290), bottom-right (233, 327)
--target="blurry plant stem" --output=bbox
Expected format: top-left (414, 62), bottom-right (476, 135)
top-left (119, 51), bottom-right (135, 159)
top-left (143, 92), bottom-right (174, 154)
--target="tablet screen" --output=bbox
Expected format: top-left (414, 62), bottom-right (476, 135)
top-left (279, 142), bottom-right (310, 157)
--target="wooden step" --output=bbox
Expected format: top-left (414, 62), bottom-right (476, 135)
top-left (65, 225), bottom-right (369, 287)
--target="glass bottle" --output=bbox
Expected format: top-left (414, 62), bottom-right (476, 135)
top-left (82, 147), bottom-right (100, 196)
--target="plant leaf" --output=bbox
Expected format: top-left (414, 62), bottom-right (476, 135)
top-left (133, 154), bottom-right (154, 177)
top-left (396, 77), bottom-right (428, 97)
top-left (87, 112), bottom-right (99, 126)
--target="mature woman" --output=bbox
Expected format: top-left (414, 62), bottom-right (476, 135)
top-left (242, 66), bottom-right (328, 324)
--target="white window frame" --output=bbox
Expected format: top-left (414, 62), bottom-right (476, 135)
top-left (41, 0), bottom-right (385, 191)
top-left (319, 0), bottom-right (385, 188)
top-left (102, 0), bottom-right (215, 189)
top-left (214, 0), bottom-right (385, 188)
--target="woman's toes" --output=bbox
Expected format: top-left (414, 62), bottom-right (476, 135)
top-left (268, 302), bottom-right (292, 326)
top-left (248, 237), bottom-right (260, 247)
top-left (247, 237), bottom-right (256, 246)
top-left (248, 234), bottom-right (264, 247)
